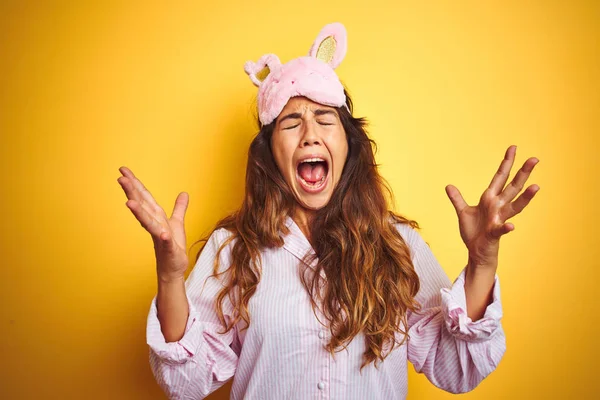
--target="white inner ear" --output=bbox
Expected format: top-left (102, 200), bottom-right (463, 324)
top-left (316, 36), bottom-right (336, 64)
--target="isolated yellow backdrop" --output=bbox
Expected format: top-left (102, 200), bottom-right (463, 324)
top-left (1, 1), bottom-right (598, 399)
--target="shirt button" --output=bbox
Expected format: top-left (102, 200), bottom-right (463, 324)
top-left (317, 381), bottom-right (325, 390)
top-left (318, 331), bottom-right (325, 339)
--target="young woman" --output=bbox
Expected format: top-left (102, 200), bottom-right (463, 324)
top-left (117, 23), bottom-right (540, 400)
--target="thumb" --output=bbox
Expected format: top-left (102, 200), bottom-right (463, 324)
top-left (170, 192), bottom-right (189, 222)
top-left (445, 185), bottom-right (468, 217)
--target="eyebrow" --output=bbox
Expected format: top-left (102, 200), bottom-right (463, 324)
top-left (278, 112), bottom-right (302, 124)
top-left (313, 109), bottom-right (337, 117)
top-left (278, 109), bottom-right (338, 124)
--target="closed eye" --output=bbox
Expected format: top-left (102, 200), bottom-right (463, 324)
top-left (318, 122), bottom-right (334, 126)
top-left (283, 124), bottom-right (300, 130)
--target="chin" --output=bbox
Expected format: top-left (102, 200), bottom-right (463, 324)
top-left (291, 174), bottom-right (333, 211)
top-left (296, 195), bottom-right (330, 210)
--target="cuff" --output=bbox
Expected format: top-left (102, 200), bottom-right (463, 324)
top-left (440, 266), bottom-right (503, 343)
top-left (146, 293), bottom-right (206, 364)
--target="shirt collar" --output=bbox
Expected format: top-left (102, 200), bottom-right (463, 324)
top-left (282, 215), bottom-right (325, 278)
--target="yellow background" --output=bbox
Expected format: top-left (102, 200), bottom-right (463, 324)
top-left (1, 0), bottom-right (598, 399)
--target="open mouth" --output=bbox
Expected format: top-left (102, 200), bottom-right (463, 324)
top-left (296, 158), bottom-right (329, 193)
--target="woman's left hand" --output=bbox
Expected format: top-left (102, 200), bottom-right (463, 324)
top-left (445, 145), bottom-right (540, 268)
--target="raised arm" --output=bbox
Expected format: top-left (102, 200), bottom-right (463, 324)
top-left (147, 228), bottom-right (240, 399)
top-left (118, 167), bottom-right (240, 399)
top-left (396, 223), bottom-right (506, 394)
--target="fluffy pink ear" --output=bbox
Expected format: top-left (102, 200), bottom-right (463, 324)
top-left (308, 22), bottom-right (347, 69)
top-left (244, 54), bottom-right (281, 87)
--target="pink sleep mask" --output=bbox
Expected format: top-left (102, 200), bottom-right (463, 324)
top-left (244, 22), bottom-right (348, 126)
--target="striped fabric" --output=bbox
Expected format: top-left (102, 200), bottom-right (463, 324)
top-left (146, 216), bottom-right (506, 399)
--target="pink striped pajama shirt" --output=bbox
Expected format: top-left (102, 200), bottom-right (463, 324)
top-left (146, 216), bottom-right (506, 399)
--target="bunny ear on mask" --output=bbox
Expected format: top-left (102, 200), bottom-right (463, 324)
top-left (308, 22), bottom-right (347, 69)
top-left (244, 23), bottom-right (349, 126)
top-left (244, 54), bottom-right (282, 87)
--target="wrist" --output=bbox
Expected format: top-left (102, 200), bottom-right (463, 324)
top-left (467, 253), bottom-right (498, 270)
top-left (157, 273), bottom-right (186, 285)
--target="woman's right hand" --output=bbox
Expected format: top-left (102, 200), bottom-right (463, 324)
top-left (117, 166), bottom-right (190, 282)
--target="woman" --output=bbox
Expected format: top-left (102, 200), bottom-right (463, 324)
top-left (117, 23), bottom-right (540, 399)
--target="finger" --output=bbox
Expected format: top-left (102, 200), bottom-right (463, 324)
top-left (117, 174), bottom-right (143, 204)
top-left (488, 145), bottom-right (517, 196)
top-left (118, 176), bottom-right (163, 220)
top-left (118, 166), bottom-right (163, 213)
top-left (170, 192), bottom-right (189, 222)
top-left (490, 222), bottom-right (514, 240)
top-left (500, 157), bottom-right (539, 203)
top-left (504, 184), bottom-right (540, 219)
top-left (117, 176), bottom-right (167, 225)
top-left (445, 185), bottom-right (469, 217)
top-left (125, 198), bottom-right (167, 240)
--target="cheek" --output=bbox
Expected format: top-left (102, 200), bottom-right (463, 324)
top-left (271, 136), bottom-right (294, 176)
top-left (326, 132), bottom-right (348, 176)
top-left (336, 149), bottom-right (348, 178)
top-left (339, 138), bottom-right (348, 165)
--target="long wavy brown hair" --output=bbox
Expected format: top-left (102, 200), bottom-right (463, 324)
top-left (190, 89), bottom-right (424, 372)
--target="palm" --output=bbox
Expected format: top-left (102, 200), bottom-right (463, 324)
top-left (166, 215), bottom-right (187, 255)
top-left (445, 145), bottom-right (540, 266)
top-left (155, 207), bottom-right (189, 267)
top-left (456, 205), bottom-right (486, 247)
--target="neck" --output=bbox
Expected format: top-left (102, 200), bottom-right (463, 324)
top-left (292, 206), bottom-right (316, 243)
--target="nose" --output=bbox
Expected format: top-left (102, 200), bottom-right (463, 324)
top-left (300, 122), bottom-right (321, 147)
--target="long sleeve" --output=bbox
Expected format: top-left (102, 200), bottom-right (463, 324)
top-left (146, 228), bottom-right (240, 400)
top-left (399, 224), bottom-right (506, 394)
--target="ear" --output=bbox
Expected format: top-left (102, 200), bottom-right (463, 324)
top-left (308, 22), bottom-right (347, 69)
top-left (244, 54), bottom-right (281, 87)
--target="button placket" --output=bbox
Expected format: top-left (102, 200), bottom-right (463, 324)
top-left (322, 331), bottom-right (331, 399)
top-left (314, 286), bottom-right (330, 399)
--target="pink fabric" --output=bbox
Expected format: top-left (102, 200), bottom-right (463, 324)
top-left (146, 217), bottom-right (506, 399)
top-left (244, 23), bottom-right (348, 126)
top-left (308, 23), bottom-right (347, 69)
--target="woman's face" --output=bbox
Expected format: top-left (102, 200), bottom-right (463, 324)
top-left (270, 96), bottom-right (348, 211)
